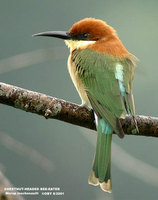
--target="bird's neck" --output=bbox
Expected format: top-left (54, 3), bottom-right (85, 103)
top-left (88, 37), bottom-right (130, 57)
top-left (65, 40), bottom-right (95, 51)
top-left (65, 36), bottom-right (130, 58)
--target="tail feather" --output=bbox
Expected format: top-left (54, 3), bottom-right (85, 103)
top-left (88, 117), bottom-right (112, 193)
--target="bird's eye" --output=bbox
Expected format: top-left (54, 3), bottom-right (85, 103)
top-left (82, 33), bottom-right (88, 39)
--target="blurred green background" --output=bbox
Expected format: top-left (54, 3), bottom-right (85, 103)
top-left (0, 0), bottom-right (158, 199)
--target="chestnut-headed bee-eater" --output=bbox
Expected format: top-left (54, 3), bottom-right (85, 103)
top-left (33, 18), bottom-right (138, 193)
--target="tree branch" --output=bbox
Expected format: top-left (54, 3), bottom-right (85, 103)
top-left (0, 82), bottom-right (158, 137)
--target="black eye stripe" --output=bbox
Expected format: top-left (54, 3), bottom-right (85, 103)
top-left (70, 32), bottom-right (89, 40)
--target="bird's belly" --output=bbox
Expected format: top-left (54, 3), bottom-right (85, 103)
top-left (67, 55), bottom-right (91, 108)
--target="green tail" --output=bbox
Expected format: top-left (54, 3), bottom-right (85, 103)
top-left (88, 118), bottom-right (112, 193)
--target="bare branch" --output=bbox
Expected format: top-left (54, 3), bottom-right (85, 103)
top-left (0, 82), bottom-right (158, 137)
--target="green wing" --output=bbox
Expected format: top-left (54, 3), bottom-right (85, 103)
top-left (72, 49), bottom-right (136, 137)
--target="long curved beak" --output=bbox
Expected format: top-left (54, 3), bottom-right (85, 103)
top-left (32, 31), bottom-right (71, 40)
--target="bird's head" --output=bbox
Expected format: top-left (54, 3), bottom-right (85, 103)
top-left (68, 18), bottom-right (116, 41)
top-left (33, 18), bottom-right (117, 50)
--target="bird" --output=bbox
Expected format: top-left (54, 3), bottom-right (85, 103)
top-left (33, 18), bottom-right (138, 193)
